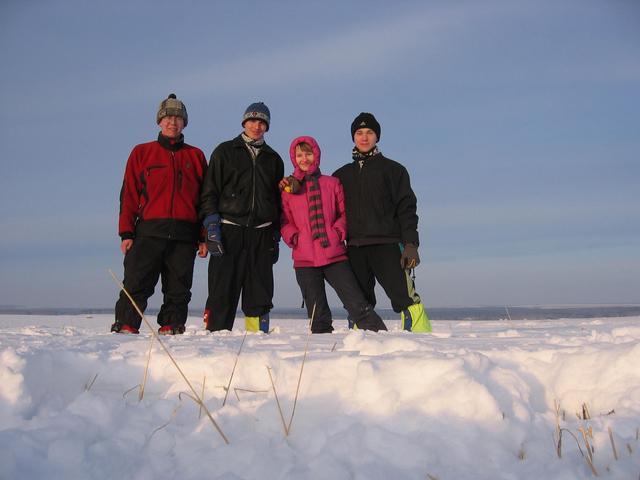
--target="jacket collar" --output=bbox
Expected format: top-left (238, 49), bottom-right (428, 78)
top-left (157, 133), bottom-right (184, 152)
top-left (232, 134), bottom-right (275, 155)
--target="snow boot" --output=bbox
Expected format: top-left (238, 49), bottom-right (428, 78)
top-left (158, 324), bottom-right (185, 335)
top-left (245, 314), bottom-right (269, 333)
top-left (401, 303), bottom-right (431, 332)
top-left (311, 322), bottom-right (334, 334)
top-left (111, 322), bottom-right (139, 334)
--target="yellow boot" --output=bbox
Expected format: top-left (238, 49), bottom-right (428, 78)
top-left (401, 303), bottom-right (431, 332)
top-left (245, 314), bottom-right (270, 333)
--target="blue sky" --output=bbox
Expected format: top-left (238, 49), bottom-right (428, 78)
top-left (1, 0), bottom-right (638, 310)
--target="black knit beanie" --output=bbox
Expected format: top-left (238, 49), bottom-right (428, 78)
top-left (350, 112), bottom-right (380, 141)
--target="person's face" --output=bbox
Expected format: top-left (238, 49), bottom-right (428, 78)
top-left (295, 146), bottom-right (314, 172)
top-left (159, 115), bottom-right (184, 139)
top-left (243, 119), bottom-right (267, 140)
top-left (353, 128), bottom-right (377, 152)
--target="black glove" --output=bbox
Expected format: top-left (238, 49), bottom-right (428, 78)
top-left (204, 214), bottom-right (224, 256)
top-left (400, 243), bottom-right (420, 269)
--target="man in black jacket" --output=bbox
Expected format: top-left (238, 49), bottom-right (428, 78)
top-left (333, 112), bottom-right (431, 332)
top-left (200, 102), bottom-right (284, 332)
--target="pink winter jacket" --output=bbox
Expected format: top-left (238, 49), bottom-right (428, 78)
top-left (281, 136), bottom-right (348, 268)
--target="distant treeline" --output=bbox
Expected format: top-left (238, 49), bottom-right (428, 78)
top-left (2, 305), bottom-right (640, 321)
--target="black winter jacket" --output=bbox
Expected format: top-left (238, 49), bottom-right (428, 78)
top-left (200, 135), bottom-right (284, 228)
top-left (333, 152), bottom-right (419, 247)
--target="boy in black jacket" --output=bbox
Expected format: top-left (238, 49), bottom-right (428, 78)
top-left (333, 112), bottom-right (431, 332)
top-left (199, 102), bottom-right (284, 332)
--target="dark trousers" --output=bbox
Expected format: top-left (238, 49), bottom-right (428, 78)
top-left (347, 243), bottom-right (421, 313)
top-left (205, 223), bottom-right (275, 331)
top-left (115, 236), bottom-right (197, 329)
top-left (295, 260), bottom-right (386, 332)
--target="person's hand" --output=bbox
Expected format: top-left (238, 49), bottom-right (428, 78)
top-left (197, 242), bottom-right (208, 258)
top-left (400, 243), bottom-right (420, 269)
top-left (121, 239), bottom-right (133, 255)
top-left (204, 214), bottom-right (224, 256)
top-left (279, 176), bottom-right (301, 193)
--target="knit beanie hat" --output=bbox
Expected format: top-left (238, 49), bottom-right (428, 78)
top-left (157, 93), bottom-right (188, 126)
top-left (351, 112), bottom-right (380, 141)
top-left (242, 102), bottom-right (270, 131)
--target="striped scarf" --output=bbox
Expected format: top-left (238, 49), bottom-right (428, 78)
top-left (305, 170), bottom-right (329, 248)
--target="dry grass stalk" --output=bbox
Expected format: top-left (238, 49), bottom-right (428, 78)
top-left (608, 427), bottom-right (618, 460)
top-left (554, 399), bottom-right (563, 458)
top-left (199, 375), bottom-right (206, 419)
top-left (139, 333), bottom-right (155, 401)
top-left (144, 391), bottom-right (198, 448)
top-left (505, 306), bottom-right (512, 321)
top-left (579, 426), bottom-right (595, 462)
top-left (559, 427), bottom-right (598, 474)
top-left (286, 303), bottom-right (316, 435)
top-left (123, 384), bottom-right (141, 400)
top-left (518, 444), bottom-right (526, 460)
top-left (578, 426), bottom-right (598, 476)
top-left (222, 332), bottom-right (248, 407)
top-left (266, 366), bottom-right (289, 436)
top-left (426, 474), bottom-right (439, 480)
top-left (109, 269), bottom-right (230, 445)
top-left (233, 387), bottom-right (269, 401)
top-left (84, 373), bottom-right (98, 391)
top-left (627, 443), bottom-right (632, 454)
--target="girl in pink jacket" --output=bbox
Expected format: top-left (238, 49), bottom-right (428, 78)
top-left (281, 136), bottom-right (387, 333)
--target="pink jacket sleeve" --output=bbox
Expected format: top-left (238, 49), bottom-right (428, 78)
top-left (280, 192), bottom-right (299, 248)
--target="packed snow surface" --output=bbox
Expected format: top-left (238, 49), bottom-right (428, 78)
top-left (1, 314), bottom-right (639, 479)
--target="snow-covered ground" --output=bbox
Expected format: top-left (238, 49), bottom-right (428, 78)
top-left (1, 314), bottom-right (639, 480)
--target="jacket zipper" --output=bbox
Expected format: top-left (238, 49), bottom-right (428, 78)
top-left (169, 152), bottom-right (176, 236)
top-left (248, 148), bottom-right (257, 227)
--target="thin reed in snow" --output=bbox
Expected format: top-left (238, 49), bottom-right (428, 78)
top-left (287, 303), bottom-right (316, 435)
top-left (267, 366), bottom-right (289, 436)
top-left (608, 427), bottom-right (618, 460)
top-left (139, 333), bottom-right (154, 401)
top-left (222, 332), bottom-right (247, 407)
top-left (109, 269), bottom-right (230, 445)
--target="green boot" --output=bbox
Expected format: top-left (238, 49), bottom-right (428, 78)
top-left (401, 303), bottom-right (431, 332)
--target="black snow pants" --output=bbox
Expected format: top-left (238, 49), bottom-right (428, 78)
top-left (347, 243), bottom-right (422, 313)
top-left (115, 236), bottom-right (198, 329)
top-left (295, 260), bottom-right (387, 333)
top-left (204, 223), bottom-right (275, 331)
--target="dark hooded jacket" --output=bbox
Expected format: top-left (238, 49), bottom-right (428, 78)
top-left (332, 152), bottom-right (419, 246)
top-left (199, 135), bottom-right (284, 227)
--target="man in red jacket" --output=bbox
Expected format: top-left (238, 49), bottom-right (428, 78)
top-left (112, 94), bottom-right (208, 335)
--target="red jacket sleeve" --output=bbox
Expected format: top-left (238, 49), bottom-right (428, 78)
top-left (118, 146), bottom-right (141, 239)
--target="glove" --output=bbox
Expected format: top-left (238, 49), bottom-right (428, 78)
top-left (271, 231), bottom-right (281, 264)
top-left (400, 243), bottom-right (420, 269)
top-left (204, 214), bottom-right (224, 256)
top-left (279, 176), bottom-right (301, 194)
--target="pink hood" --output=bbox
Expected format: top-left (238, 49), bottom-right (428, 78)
top-left (289, 135), bottom-right (321, 179)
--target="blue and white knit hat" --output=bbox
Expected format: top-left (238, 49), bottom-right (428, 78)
top-left (242, 102), bottom-right (270, 131)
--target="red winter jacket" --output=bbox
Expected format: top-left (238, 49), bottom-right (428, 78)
top-left (119, 134), bottom-right (207, 242)
top-left (280, 136), bottom-right (348, 267)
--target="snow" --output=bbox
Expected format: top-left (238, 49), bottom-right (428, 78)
top-left (1, 314), bottom-right (639, 479)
